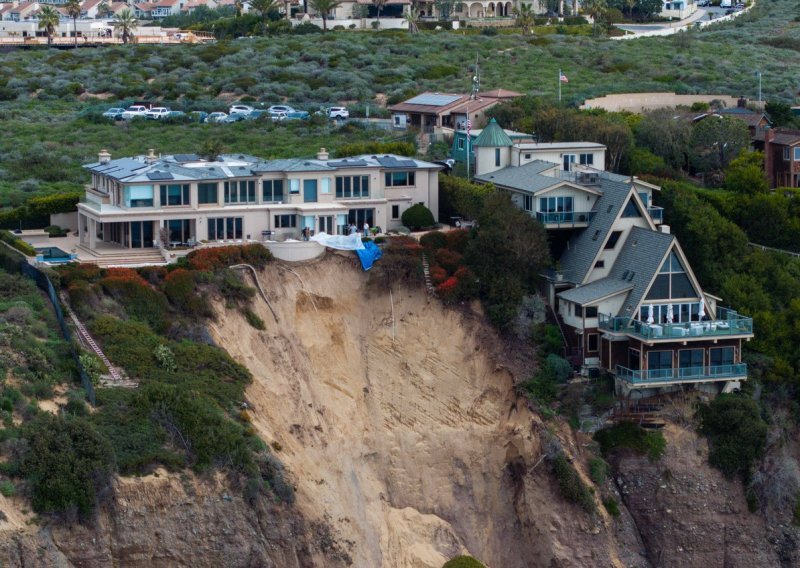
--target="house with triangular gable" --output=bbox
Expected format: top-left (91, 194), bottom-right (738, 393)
top-left (472, 121), bottom-right (753, 397)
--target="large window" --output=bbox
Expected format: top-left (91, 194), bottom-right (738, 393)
top-left (604, 230), bottom-right (622, 250)
top-left (198, 183), bottom-right (218, 205)
top-left (160, 184), bottom-right (190, 207)
top-left (274, 214), bottom-right (297, 228)
top-left (224, 180), bottom-right (256, 204)
top-left (391, 205), bottom-right (399, 219)
top-left (637, 302), bottom-right (702, 324)
top-left (166, 219), bottom-right (191, 244)
top-left (794, 147), bottom-right (800, 161)
top-left (579, 153), bottom-right (594, 166)
top-left (648, 350), bottom-right (673, 371)
top-left (385, 171), bottom-right (416, 187)
top-left (207, 217), bottom-right (243, 240)
top-left (583, 306), bottom-right (598, 318)
top-left (336, 175), bottom-right (370, 198)
top-left (124, 184), bottom-right (154, 208)
top-left (645, 250), bottom-right (697, 300)
top-left (679, 349), bottom-right (704, 371)
top-left (710, 347), bottom-right (734, 367)
top-left (539, 196), bottom-right (573, 215)
top-left (621, 196), bottom-right (643, 218)
top-left (587, 333), bottom-right (598, 352)
top-left (262, 179), bottom-right (284, 203)
top-left (523, 195), bottom-right (533, 212)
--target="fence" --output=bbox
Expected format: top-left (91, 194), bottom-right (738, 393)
top-left (0, 242), bottom-right (96, 405)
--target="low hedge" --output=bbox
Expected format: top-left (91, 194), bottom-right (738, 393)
top-left (0, 230), bottom-right (36, 256)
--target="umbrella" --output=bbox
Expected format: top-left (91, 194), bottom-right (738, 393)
top-left (666, 304), bottom-right (674, 323)
top-left (698, 297), bottom-right (706, 320)
top-left (647, 304), bottom-right (655, 324)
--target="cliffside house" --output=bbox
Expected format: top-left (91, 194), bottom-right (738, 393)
top-left (388, 90), bottom-right (521, 133)
top-left (78, 148), bottom-right (440, 256)
top-left (472, 121), bottom-right (753, 397)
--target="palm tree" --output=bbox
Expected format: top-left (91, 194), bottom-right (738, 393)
top-left (234, 0), bottom-right (244, 16)
top-left (97, 1), bottom-right (111, 18)
top-left (37, 6), bottom-right (60, 46)
top-left (112, 8), bottom-right (138, 44)
top-left (403, 5), bottom-right (419, 33)
top-left (65, 0), bottom-right (81, 47)
top-left (249, 0), bottom-right (278, 33)
top-left (308, 0), bottom-right (341, 30)
top-left (373, 0), bottom-right (387, 19)
top-left (581, 0), bottom-right (607, 35)
top-left (513, 2), bottom-right (534, 35)
top-left (625, 0), bottom-right (636, 19)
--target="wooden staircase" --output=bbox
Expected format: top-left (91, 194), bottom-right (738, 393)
top-left (421, 253), bottom-right (436, 295)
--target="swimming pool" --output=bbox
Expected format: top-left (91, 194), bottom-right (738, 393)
top-left (35, 247), bottom-right (74, 263)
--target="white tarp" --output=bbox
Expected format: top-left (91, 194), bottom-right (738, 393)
top-left (309, 232), bottom-right (365, 251)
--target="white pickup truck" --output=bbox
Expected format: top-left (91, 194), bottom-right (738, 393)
top-left (121, 105), bottom-right (148, 120)
top-left (145, 107), bottom-right (171, 120)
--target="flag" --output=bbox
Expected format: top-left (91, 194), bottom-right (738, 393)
top-left (466, 118), bottom-right (471, 137)
top-left (559, 71), bottom-right (569, 83)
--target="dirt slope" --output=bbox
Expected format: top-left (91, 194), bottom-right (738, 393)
top-left (208, 254), bottom-right (637, 567)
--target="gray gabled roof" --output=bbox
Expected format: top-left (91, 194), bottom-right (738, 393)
top-left (558, 178), bottom-right (635, 284)
top-left (473, 160), bottom-right (559, 192)
top-left (558, 277), bottom-right (633, 305)
top-left (607, 226), bottom-right (675, 318)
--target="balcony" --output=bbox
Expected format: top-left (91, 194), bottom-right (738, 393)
top-left (647, 206), bottom-right (664, 223)
top-left (599, 308), bottom-right (754, 341)
top-left (535, 211), bottom-right (596, 227)
top-left (615, 363), bottom-right (747, 385)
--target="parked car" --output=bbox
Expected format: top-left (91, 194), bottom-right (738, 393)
top-left (166, 110), bottom-right (186, 118)
top-left (328, 107), bottom-right (349, 119)
top-left (245, 109), bottom-right (270, 121)
top-left (285, 110), bottom-right (310, 120)
top-left (222, 113), bottom-right (248, 123)
top-left (145, 107), bottom-right (171, 120)
top-left (121, 105), bottom-right (148, 120)
top-left (205, 112), bottom-right (228, 123)
top-left (102, 107), bottom-right (125, 120)
top-left (270, 111), bottom-right (287, 121)
top-left (267, 105), bottom-right (295, 114)
top-left (697, 0), bottom-right (709, 6)
top-left (229, 104), bottom-right (254, 115)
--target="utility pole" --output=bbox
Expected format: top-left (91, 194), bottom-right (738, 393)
top-left (757, 70), bottom-right (762, 103)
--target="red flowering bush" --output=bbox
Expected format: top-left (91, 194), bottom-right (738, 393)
top-left (99, 268), bottom-right (168, 331)
top-left (430, 265), bottom-right (448, 285)
top-left (435, 248), bottom-right (463, 274)
top-left (185, 245), bottom-right (272, 271)
top-left (419, 231), bottom-right (447, 251)
top-left (162, 268), bottom-right (213, 318)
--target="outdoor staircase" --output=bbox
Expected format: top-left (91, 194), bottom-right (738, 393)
top-left (60, 293), bottom-right (137, 388)
top-left (421, 253), bottom-right (436, 295)
top-left (77, 245), bottom-right (167, 268)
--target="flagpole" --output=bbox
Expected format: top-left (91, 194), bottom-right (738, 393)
top-left (558, 68), bottom-right (562, 104)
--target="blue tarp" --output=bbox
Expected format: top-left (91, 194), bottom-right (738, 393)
top-left (356, 241), bottom-right (382, 271)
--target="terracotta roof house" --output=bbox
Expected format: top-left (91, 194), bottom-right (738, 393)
top-left (762, 127), bottom-right (800, 189)
top-left (388, 90), bottom-right (522, 133)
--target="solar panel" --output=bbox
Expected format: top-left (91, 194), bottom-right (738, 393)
top-left (405, 93), bottom-right (462, 106)
top-left (173, 154), bottom-right (200, 162)
top-left (147, 171), bottom-right (174, 181)
top-left (327, 159), bottom-right (368, 168)
top-left (376, 156), bottom-right (417, 169)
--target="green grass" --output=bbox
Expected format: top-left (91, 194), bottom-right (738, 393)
top-left (594, 422), bottom-right (667, 461)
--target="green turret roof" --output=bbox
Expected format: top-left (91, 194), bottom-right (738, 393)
top-left (472, 118), bottom-right (514, 148)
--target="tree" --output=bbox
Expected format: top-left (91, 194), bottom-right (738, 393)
top-left (624, 0), bottom-right (636, 18)
top-left (636, 0), bottom-right (662, 19)
top-left (65, 0), bottom-right (82, 47)
top-left (97, 1), bottom-right (112, 18)
top-left (725, 151), bottom-right (768, 195)
top-left (37, 6), bottom-right (60, 46)
top-left (513, 2), bottom-right (535, 35)
top-left (308, 0), bottom-right (341, 30)
top-left (234, 0), bottom-right (244, 16)
top-left (403, 5), bottom-right (419, 33)
top-left (250, 0), bottom-right (278, 33)
top-left (200, 139), bottom-right (225, 161)
top-left (635, 108), bottom-right (692, 171)
top-left (689, 116), bottom-right (750, 173)
top-left (581, 0), bottom-right (608, 35)
top-left (433, 0), bottom-right (455, 20)
top-left (401, 203), bottom-right (435, 229)
top-left (112, 8), bottom-right (138, 44)
top-left (373, 0), bottom-right (387, 18)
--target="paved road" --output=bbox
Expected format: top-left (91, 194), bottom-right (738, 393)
top-left (616, 6), bottom-right (740, 34)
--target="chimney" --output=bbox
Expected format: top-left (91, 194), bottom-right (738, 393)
top-left (98, 149), bottom-right (111, 164)
top-left (659, 225), bottom-right (671, 235)
top-left (316, 147), bottom-right (329, 160)
top-left (145, 148), bottom-right (157, 164)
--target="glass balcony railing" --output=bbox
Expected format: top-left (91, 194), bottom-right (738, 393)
top-left (647, 206), bottom-right (664, 223)
top-left (535, 211), bottom-right (596, 226)
top-left (599, 308), bottom-right (753, 340)
top-left (616, 363), bottom-right (747, 384)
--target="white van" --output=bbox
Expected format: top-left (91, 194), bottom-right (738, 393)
top-left (720, 0), bottom-right (732, 7)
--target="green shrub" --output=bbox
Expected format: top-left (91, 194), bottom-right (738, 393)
top-left (243, 307), bottom-right (265, 330)
top-left (594, 422), bottom-right (666, 461)
top-left (401, 204), bottom-right (435, 230)
top-left (518, 364), bottom-right (558, 405)
top-left (603, 497), bottom-right (620, 517)
top-left (0, 479), bottom-right (15, 497)
top-left (442, 556), bottom-right (486, 568)
top-left (16, 413), bottom-right (114, 517)
top-left (553, 453), bottom-right (595, 514)
top-left (588, 457), bottom-right (609, 484)
top-left (419, 230), bottom-right (447, 251)
top-left (545, 353), bottom-right (572, 382)
top-left (0, 230), bottom-right (36, 256)
top-left (697, 394), bottom-right (767, 481)
top-left (532, 323), bottom-right (564, 356)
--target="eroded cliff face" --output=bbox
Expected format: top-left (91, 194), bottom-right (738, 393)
top-left (0, 470), bottom-right (348, 568)
top-left (207, 254), bottom-right (637, 567)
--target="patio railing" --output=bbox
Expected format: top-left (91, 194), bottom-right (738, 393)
top-left (599, 309), bottom-right (753, 340)
top-left (616, 363), bottom-right (747, 384)
top-left (535, 211), bottom-right (596, 226)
